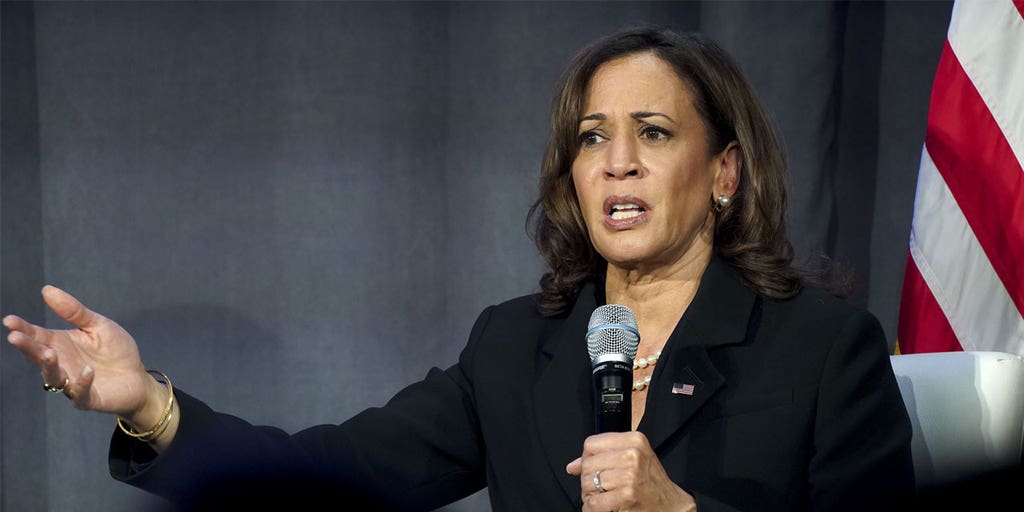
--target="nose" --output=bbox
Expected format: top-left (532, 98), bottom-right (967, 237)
top-left (605, 135), bottom-right (643, 179)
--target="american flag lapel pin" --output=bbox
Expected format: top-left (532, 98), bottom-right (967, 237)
top-left (671, 382), bottom-right (695, 396)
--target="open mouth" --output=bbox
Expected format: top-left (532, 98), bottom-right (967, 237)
top-left (603, 196), bottom-right (650, 228)
top-left (609, 203), bottom-right (645, 220)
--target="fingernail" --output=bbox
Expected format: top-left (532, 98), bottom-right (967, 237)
top-left (82, 366), bottom-right (93, 377)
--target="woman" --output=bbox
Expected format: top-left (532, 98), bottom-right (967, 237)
top-left (3, 27), bottom-right (913, 511)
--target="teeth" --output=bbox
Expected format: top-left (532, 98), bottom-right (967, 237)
top-left (611, 210), bottom-right (642, 220)
top-left (609, 203), bottom-right (644, 220)
top-left (611, 203), bottom-right (640, 211)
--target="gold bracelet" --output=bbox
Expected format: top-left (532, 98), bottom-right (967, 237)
top-left (116, 370), bottom-right (174, 443)
top-left (138, 399), bottom-right (173, 443)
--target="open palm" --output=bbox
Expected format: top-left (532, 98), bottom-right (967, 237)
top-left (4, 285), bottom-right (151, 416)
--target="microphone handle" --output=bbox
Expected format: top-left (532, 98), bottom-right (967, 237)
top-left (593, 360), bottom-right (632, 433)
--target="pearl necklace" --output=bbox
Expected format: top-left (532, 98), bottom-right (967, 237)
top-left (632, 350), bottom-right (662, 391)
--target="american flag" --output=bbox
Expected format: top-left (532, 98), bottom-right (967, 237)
top-left (897, 0), bottom-right (1024, 356)
top-left (672, 383), bottom-right (695, 396)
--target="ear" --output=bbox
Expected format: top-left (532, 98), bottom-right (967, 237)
top-left (713, 141), bottom-right (741, 198)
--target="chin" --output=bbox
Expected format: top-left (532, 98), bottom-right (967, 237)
top-left (594, 235), bottom-right (651, 262)
top-left (599, 249), bottom-right (655, 271)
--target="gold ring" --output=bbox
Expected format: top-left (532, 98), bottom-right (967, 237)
top-left (43, 377), bottom-right (69, 394)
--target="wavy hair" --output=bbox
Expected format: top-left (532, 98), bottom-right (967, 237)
top-left (528, 26), bottom-right (840, 316)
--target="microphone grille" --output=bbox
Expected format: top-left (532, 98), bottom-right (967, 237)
top-left (586, 304), bottom-right (640, 362)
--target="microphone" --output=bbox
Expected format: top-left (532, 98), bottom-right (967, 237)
top-left (586, 304), bottom-right (640, 433)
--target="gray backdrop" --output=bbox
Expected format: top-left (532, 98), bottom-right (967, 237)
top-left (1, 1), bottom-right (952, 510)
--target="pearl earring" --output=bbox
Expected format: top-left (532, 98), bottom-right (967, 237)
top-left (714, 194), bottom-right (731, 212)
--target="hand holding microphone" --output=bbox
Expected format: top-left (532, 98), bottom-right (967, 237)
top-left (566, 304), bottom-right (697, 512)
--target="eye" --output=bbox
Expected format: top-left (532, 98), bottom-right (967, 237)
top-left (578, 131), bottom-right (606, 148)
top-left (639, 125), bottom-right (671, 142)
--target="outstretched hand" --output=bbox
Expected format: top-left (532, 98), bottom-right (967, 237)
top-left (566, 431), bottom-right (697, 512)
top-left (4, 285), bottom-right (152, 417)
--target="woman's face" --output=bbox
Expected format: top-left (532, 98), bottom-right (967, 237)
top-left (571, 52), bottom-right (736, 273)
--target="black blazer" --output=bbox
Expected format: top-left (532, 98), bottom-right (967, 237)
top-left (110, 257), bottom-right (914, 511)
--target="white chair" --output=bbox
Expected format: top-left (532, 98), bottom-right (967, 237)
top-left (889, 351), bottom-right (1024, 489)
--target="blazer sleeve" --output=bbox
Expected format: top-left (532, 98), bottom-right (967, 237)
top-left (807, 309), bottom-right (915, 511)
top-left (109, 306), bottom-right (497, 511)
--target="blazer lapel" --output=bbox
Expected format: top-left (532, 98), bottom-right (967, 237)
top-left (532, 282), bottom-right (600, 508)
top-left (637, 257), bottom-right (759, 451)
top-left (530, 259), bottom-right (759, 501)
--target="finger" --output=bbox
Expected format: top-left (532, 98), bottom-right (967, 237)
top-left (581, 432), bottom-right (618, 457)
top-left (2, 314), bottom-right (21, 331)
top-left (3, 314), bottom-right (46, 343)
top-left (582, 431), bottom-right (650, 456)
top-left (578, 458), bottom-right (624, 503)
top-left (566, 456), bottom-right (582, 476)
top-left (579, 451), bottom-right (620, 482)
top-left (582, 478), bottom-right (622, 512)
top-left (580, 463), bottom-right (622, 498)
top-left (583, 486), bottom-right (624, 512)
top-left (576, 438), bottom-right (630, 488)
top-left (41, 285), bottom-right (104, 332)
top-left (65, 365), bottom-right (94, 408)
top-left (39, 346), bottom-right (66, 388)
top-left (7, 331), bottom-right (50, 365)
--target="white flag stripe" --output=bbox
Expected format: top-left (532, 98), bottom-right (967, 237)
top-left (910, 146), bottom-right (1024, 354)
top-left (947, 0), bottom-right (1024, 173)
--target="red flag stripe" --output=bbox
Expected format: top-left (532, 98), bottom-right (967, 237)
top-left (909, 146), bottom-right (1023, 352)
top-left (898, 254), bottom-right (962, 354)
top-left (924, 41), bottom-right (1024, 318)
top-left (1015, 0), bottom-right (1024, 19)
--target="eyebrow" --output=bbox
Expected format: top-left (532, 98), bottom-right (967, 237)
top-left (578, 111), bottom-right (676, 124)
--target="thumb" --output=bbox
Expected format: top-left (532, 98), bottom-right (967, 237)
top-left (42, 285), bottom-right (103, 331)
top-left (565, 456), bottom-right (582, 476)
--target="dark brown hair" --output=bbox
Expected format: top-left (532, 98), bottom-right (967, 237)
top-left (528, 26), bottom-right (837, 316)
